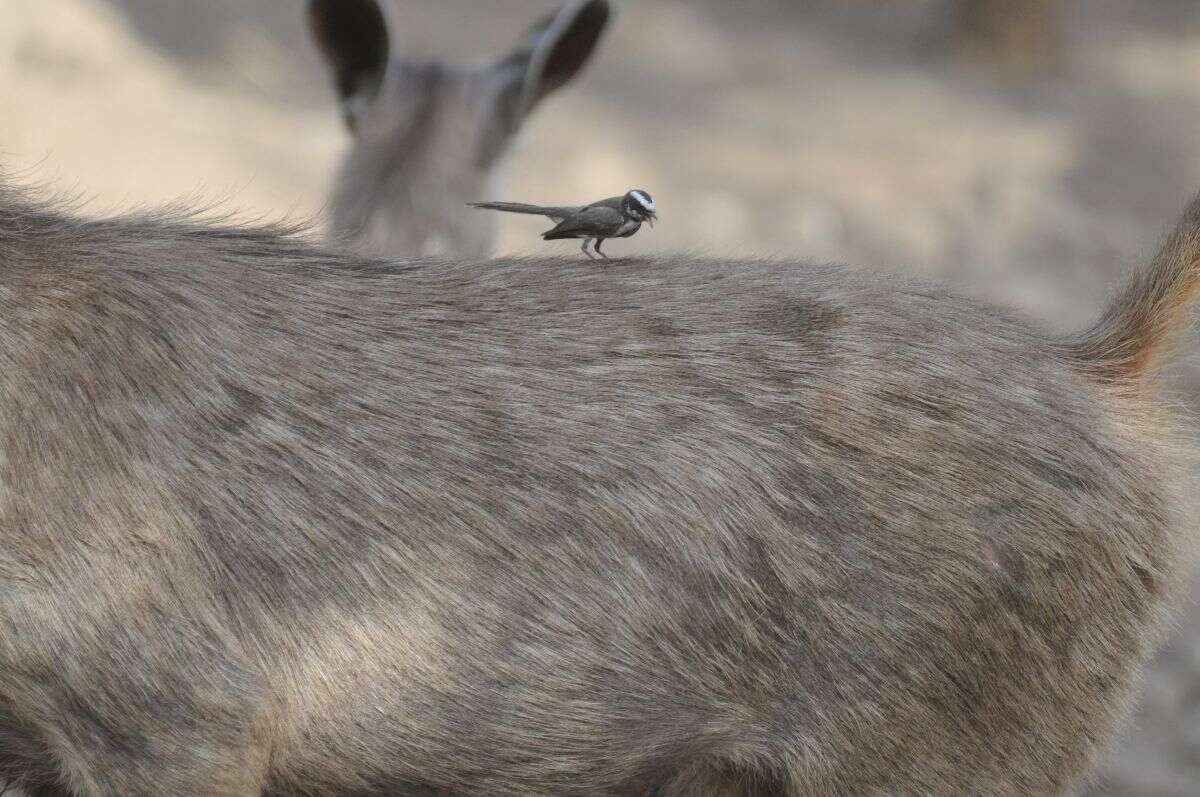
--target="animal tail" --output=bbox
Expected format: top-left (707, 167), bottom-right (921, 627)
top-left (1070, 191), bottom-right (1200, 386)
top-left (468, 202), bottom-right (553, 216)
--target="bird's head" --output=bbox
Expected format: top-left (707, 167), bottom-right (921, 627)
top-left (623, 189), bottom-right (657, 227)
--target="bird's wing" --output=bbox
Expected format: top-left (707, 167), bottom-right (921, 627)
top-left (588, 196), bottom-right (626, 211)
top-left (543, 206), bottom-right (584, 222)
top-left (542, 205), bottom-right (627, 239)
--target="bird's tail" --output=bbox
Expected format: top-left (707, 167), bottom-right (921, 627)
top-left (468, 201), bottom-right (554, 216)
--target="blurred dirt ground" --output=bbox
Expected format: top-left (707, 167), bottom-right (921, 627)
top-left (4, 1), bottom-right (1200, 794)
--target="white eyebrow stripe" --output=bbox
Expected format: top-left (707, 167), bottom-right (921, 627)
top-left (630, 191), bottom-right (655, 212)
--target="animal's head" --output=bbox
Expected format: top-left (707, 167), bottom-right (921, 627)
top-left (622, 189), bottom-right (656, 227)
top-left (309, 0), bottom-right (612, 257)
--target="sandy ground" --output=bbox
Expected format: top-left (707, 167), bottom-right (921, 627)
top-left (4, 1), bottom-right (1200, 793)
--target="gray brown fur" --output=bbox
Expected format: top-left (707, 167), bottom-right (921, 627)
top-left (0, 179), bottom-right (1197, 796)
top-left (309, 0), bottom-right (611, 258)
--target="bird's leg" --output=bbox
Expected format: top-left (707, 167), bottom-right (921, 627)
top-left (581, 239), bottom-right (598, 260)
top-left (593, 239), bottom-right (608, 259)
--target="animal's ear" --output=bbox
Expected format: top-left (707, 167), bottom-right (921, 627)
top-left (493, 0), bottom-right (612, 120)
top-left (308, 0), bottom-right (393, 128)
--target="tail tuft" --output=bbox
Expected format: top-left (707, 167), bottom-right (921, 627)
top-left (1071, 192), bottom-right (1200, 384)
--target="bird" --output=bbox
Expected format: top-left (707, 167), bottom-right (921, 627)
top-left (469, 190), bottom-right (656, 259)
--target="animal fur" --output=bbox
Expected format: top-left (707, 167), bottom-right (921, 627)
top-left (0, 181), bottom-right (1196, 795)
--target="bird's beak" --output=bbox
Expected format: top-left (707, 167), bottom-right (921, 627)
top-left (648, 213), bottom-right (657, 228)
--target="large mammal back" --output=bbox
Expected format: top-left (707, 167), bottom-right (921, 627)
top-left (0, 186), bottom-right (1192, 795)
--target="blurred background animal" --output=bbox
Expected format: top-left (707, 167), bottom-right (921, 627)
top-left (4, 2), bottom-right (1200, 794)
top-left (948, 0), bottom-right (1062, 74)
top-left (309, 0), bottom-right (612, 257)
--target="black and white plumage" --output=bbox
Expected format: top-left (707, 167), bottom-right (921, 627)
top-left (469, 189), bottom-right (656, 259)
